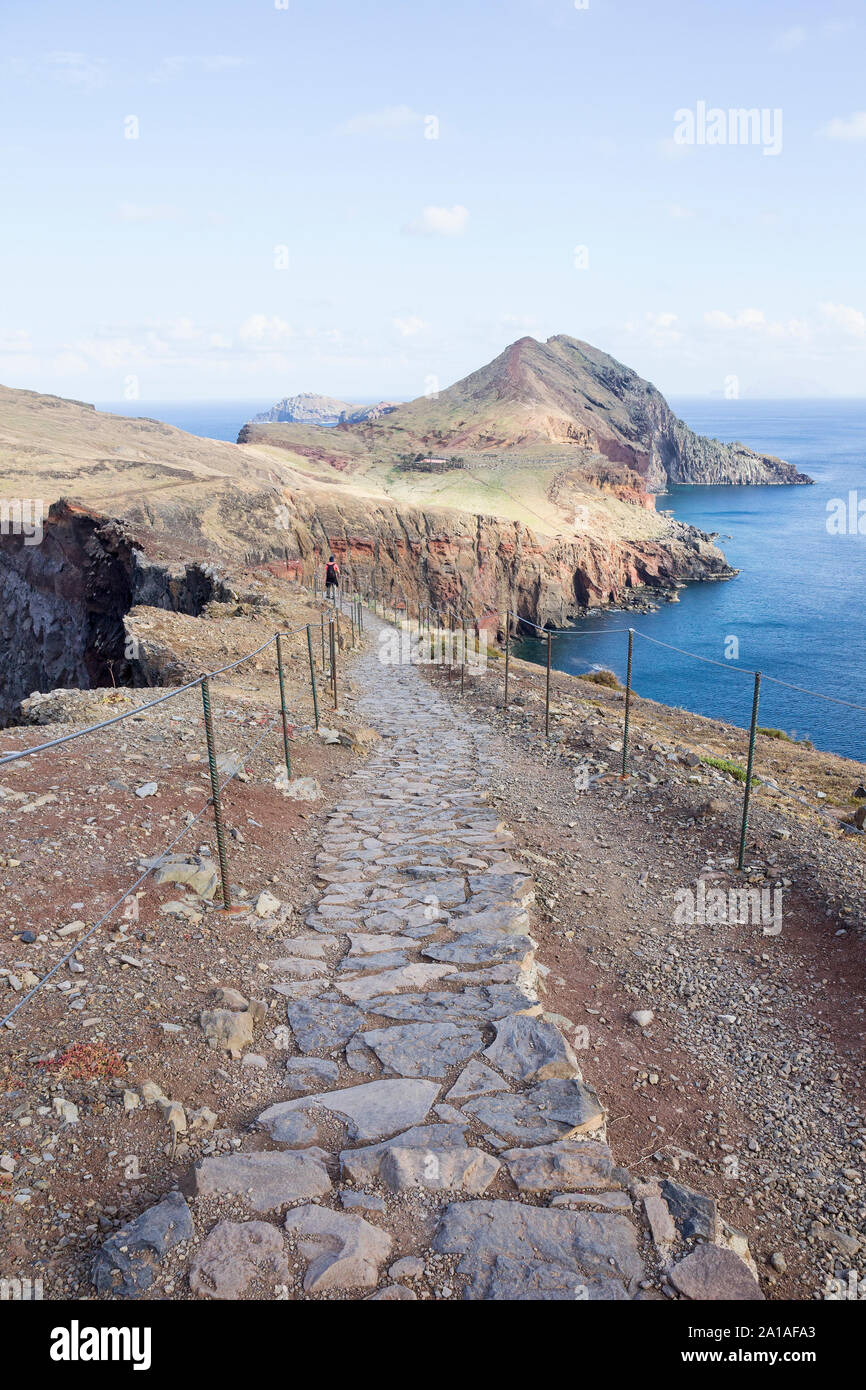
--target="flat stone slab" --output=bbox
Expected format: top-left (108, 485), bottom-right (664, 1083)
top-left (271, 979), bottom-right (326, 1001)
top-left (270, 958), bottom-right (330, 979)
top-left (484, 1013), bottom-right (580, 1084)
top-left (468, 872), bottom-right (533, 899)
top-left (399, 879), bottom-right (466, 906)
top-left (359, 1021), bottom-right (483, 1079)
top-left (335, 962), bottom-right (456, 1002)
top-left (347, 932), bottom-right (418, 954)
top-left (670, 1245), bottom-right (765, 1301)
top-left (446, 1059), bottom-right (510, 1102)
top-left (365, 905), bottom-right (446, 930)
top-left (502, 1140), bottom-right (614, 1192)
top-left (191, 1150), bottom-right (331, 1212)
top-left (422, 931), bottom-right (535, 968)
top-left (462, 1078), bottom-right (605, 1145)
top-left (275, 935), bottom-right (329, 959)
top-left (285, 1204), bottom-right (392, 1293)
top-left (363, 984), bottom-right (540, 1025)
top-left (337, 951), bottom-right (410, 975)
top-left (433, 1199), bottom-right (643, 1298)
top-left (339, 1121), bottom-right (498, 1194)
top-left (261, 1079), bottom-right (440, 1143)
top-left (661, 1179), bottom-right (718, 1242)
top-left (284, 1057), bottom-right (340, 1093)
top-left (189, 1220), bottom-right (289, 1299)
top-left (256, 1103), bottom-right (328, 1147)
top-left (374, 1146), bottom-right (501, 1194)
top-left (447, 905), bottom-right (531, 936)
top-left (287, 998), bottom-right (365, 1052)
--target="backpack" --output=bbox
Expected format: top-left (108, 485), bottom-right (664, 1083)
top-left (325, 563), bottom-right (339, 585)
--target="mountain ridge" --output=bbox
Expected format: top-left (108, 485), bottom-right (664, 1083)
top-left (242, 334), bottom-right (812, 491)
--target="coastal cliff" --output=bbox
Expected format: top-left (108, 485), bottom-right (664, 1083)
top-left (270, 488), bottom-right (734, 630)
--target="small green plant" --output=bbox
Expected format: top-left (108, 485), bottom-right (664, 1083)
top-left (701, 755), bottom-right (758, 787)
top-left (756, 726), bottom-right (813, 748)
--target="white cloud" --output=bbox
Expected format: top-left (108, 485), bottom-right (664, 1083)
top-left (62, 319), bottom-right (235, 371)
top-left (337, 105), bottom-right (422, 136)
top-left (703, 307), bottom-right (809, 339)
top-left (406, 204), bottom-right (469, 237)
top-left (818, 301), bottom-right (866, 336)
top-left (238, 314), bottom-right (294, 348)
top-left (822, 111), bottom-right (866, 141)
top-left (0, 330), bottom-right (34, 354)
top-left (624, 312), bottom-right (683, 348)
top-left (704, 307), bottom-right (767, 331)
top-left (392, 315), bottom-right (427, 337)
top-left (149, 55), bottom-right (246, 84)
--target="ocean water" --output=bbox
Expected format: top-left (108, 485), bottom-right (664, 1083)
top-left (96, 399), bottom-right (275, 443)
top-left (514, 400), bottom-right (866, 761)
top-left (97, 397), bottom-right (865, 760)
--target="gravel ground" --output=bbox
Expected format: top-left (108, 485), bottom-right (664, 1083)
top-left (420, 652), bottom-right (866, 1301)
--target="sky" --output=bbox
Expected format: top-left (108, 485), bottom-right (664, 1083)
top-left (1, 0), bottom-right (865, 404)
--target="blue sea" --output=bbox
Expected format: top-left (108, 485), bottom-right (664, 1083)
top-left (518, 400), bottom-right (866, 762)
top-left (98, 397), bottom-right (866, 761)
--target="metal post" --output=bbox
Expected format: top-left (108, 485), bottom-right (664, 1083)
top-left (622, 628), bottom-right (634, 778)
top-left (350, 602), bottom-right (355, 647)
top-left (200, 676), bottom-right (232, 910)
top-left (738, 671), bottom-right (762, 871)
top-left (504, 614), bottom-right (510, 709)
top-left (460, 626), bottom-right (465, 695)
top-left (306, 624), bottom-right (320, 728)
top-left (330, 618), bottom-right (338, 708)
top-left (275, 633), bottom-right (292, 779)
top-left (545, 629), bottom-right (552, 738)
top-left (321, 613), bottom-right (326, 672)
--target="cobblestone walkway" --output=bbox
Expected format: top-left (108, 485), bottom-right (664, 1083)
top-left (183, 621), bottom-right (764, 1300)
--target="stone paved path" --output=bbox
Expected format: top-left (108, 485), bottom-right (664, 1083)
top-left (183, 620), bottom-right (764, 1300)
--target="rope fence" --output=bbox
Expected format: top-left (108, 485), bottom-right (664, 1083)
top-left (351, 583), bottom-right (863, 876)
top-left (8, 563), bottom-right (856, 1027)
top-left (0, 600), bottom-right (368, 1029)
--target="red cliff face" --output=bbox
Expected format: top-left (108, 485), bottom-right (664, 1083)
top-left (278, 491), bottom-right (733, 629)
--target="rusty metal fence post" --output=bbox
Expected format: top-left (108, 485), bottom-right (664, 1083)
top-left (622, 628), bottom-right (634, 778)
top-left (275, 633), bottom-right (292, 780)
top-left (545, 629), bottom-right (552, 738)
top-left (306, 624), bottom-right (320, 728)
top-left (330, 616), bottom-right (338, 708)
top-left (738, 671), bottom-right (762, 870)
top-left (200, 675), bottom-right (232, 910)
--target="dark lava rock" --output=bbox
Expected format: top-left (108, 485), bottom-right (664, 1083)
top-left (92, 1191), bottom-right (193, 1298)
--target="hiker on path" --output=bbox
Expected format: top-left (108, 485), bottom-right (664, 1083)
top-left (324, 555), bottom-right (340, 602)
